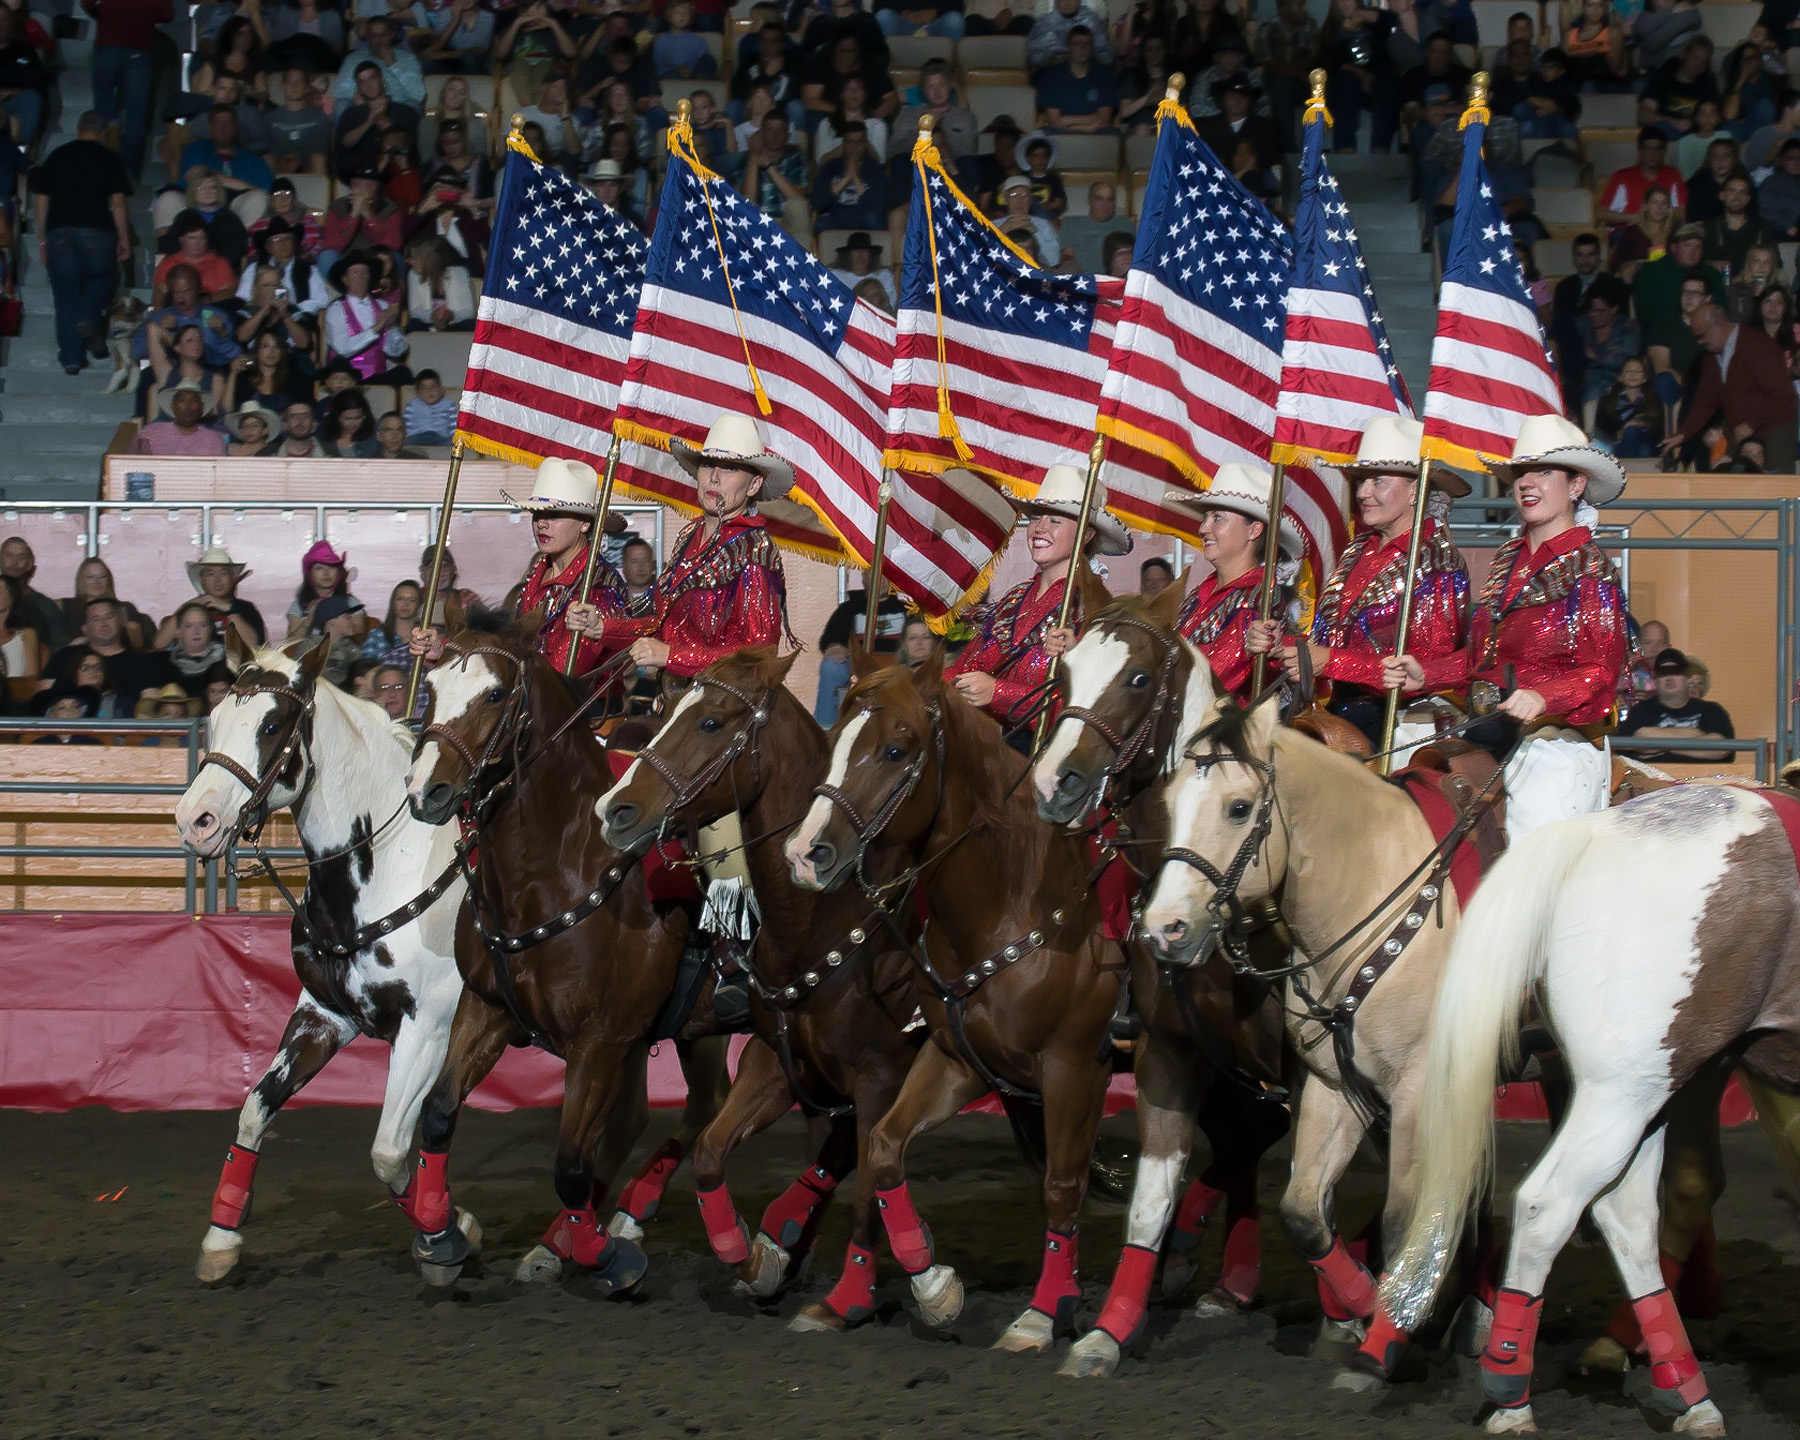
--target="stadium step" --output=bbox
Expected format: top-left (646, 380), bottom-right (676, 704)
top-left (1334, 152), bottom-right (1436, 399)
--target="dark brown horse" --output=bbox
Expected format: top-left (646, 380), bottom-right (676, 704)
top-left (598, 648), bottom-right (924, 1326)
top-left (784, 649), bottom-right (1126, 1353)
top-left (1031, 574), bottom-right (1292, 1376)
top-left (398, 616), bottom-right (731, 1291)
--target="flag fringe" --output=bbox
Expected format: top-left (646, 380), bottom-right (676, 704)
top-left (1095, 414), bottom-right (1215, 491)
top-left (1419, 434), bottom-right (1490, 473)
top-left (1153, 94), bottom-right (1197, 130)
top-left (1269, 440), bottom-right (1354, 469)
top-left (455, 429), bottom-right (546, 468)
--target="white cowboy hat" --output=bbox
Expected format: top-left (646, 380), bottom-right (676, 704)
top-left (224, 400), bottom-right (281, 441)
top-left (186, 545), bottom-right (248, 592)
top-left (1011, 462), bottom-right (1133, 556)
top-left (1480, 412), bottom-right (1627, 506)
top-left (1337, 413), bottom-right (1471, 497)
top-left (1168, 462), bottom-right (1305, 558)
top-left (669, 414), bottom-right (796, 503)
top-left (501, 456), bottom-right (627, 530)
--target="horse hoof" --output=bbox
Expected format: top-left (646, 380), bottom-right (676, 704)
top-left (1057, 1330), bottom-right (1122, 1379)
top-left (455, 1208), bottom-right (482, 1258)
top-left (608, 1210), bottom-right (645, 1244)
top-left (1452, 1295), bottom-right (1495, 1358)
top-left (195, 1227), bottom-right (242, 1284)
top-left (993, 1308), bottom-right (1055, 1354)
top-left (513, 1244), bottom-right (565, 1286)
top-left (1672, 1399), bottom-right (1727, 1438)
top-left (413, 1222), bottom-right (473, 1287)
top-left (1483, 1404), bottom-right (1537, 1434)
top-left (1310, 1316), bottom-right (1365, 1361)
top-left (735, 1234), bottom-right (790, 1298)
top-left (1158, 1255), bottom-right (1196, 1299)
top-left (910, 1264), bottom-right (964, 1329)
top-left (1331, 1367), bottom-right (1384, 1394)
top-left (590, 1236), bottom-right (649, 1298)
top-left (789, 1301), bottom-right (851, 1334)
top-left (1193, 1288), bottom-right (1248, 1320)
top-left (1577, 1336), bottom-right (1632, 1374)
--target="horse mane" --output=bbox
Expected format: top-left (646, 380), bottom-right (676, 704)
top-left (1188, 691), bottom-right (1272, 766)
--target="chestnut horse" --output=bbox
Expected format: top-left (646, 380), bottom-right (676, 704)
top-left (785, 650), bottom-right (1126, 1353)
top-left (598, 648), bottom-right (924, 1325)
top-left (1030, 576), bottom-right (1292, 1377)
top-left (399, 617), bottom-right (732, 1292)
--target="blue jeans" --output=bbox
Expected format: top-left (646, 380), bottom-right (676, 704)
top-left (45, 228), bottom-right (119, 370)
top-left (1513, 102), bottom-right (1578, 140)
top-left (92, 44), bottom-right (155, 176)
top-left (877, 9), bottom-right (966, 38)
top-left (3, 89), bottom-right (41, 145)
top-left (813, 652), bottom-right (851, 726)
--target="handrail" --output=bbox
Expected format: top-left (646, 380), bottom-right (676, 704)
top-left (1609, 734), bottom-right (1771, 783)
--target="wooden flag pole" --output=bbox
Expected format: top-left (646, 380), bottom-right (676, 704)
top-left (1249, 462), bottom-right (1288, 701)
top-left (405, 434), bottom-right (466, 718)
top-left (1034, 432), bottom-right (1107, 748)
top-left (1376, 458), bottom-right (1436, 775)
top-left (863, 477), bottom-right (893, 654)
top-left (562, 434), bottom-right (623, 678)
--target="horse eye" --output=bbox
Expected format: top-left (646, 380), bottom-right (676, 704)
top-left (1227, 799), bottom-right (1252, 822)
top-left (487, 686), bottom-right (505, 703)
top-left (699, 715), bottom-right (721, 733)
top-left (1126, 670), bottom-right (1150, 689)
top-left (260, 720), bottom-right (280, 737)
top-left (882, 744), bottom-right (907, 762)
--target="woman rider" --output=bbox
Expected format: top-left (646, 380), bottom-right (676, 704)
top-left (1386, 413), bottom-right (1629, 842)
top-left (1283, 415), bottom-right (1471, 747)
top-left (947, 462), bottom-right (1132, 734)
top-left (1169, 462), bottom-right (1303, 703)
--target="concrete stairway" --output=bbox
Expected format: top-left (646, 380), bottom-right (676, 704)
top-left (1331, 151), bottom-right (1436, 404)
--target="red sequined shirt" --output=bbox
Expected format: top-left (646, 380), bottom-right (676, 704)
top-left (1310, 521), bottom-right (1470, 693)
top-left (598, 514), bottom-right (790, 677)
top-left (1418, 526), bottom-right (1628, 727)
top-left (946, 574), bottom-right (1072, 724)
top-left (517, 549), bottom-right (627, 678)
top-left (1176, 567), bottom-right (1278, 704)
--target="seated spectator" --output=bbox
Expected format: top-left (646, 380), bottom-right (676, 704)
top-left (1755, 284), bottom-right (1795, 352)
top-left (1760, 139), bottom-right (1800, 239)
top-left (190, 17), bottom-right (268, 104)
top-left (1036, 26), bottom-right (1119, 133)
top-left (1021, 136), bottom-right (1067, 218)
top-left (1632, 0), bottom-right (1703, 78)
top-left (404, 370), bottom-right (459, 446)
top-left (419, 0), bottom-right (496, 77)
top-left (1321, 0), bottom-right (1400, 155)
top-left (367, 411), bottom-right (425, 460)
top-left (312, 359), bottom-right (363, 419)
top-left (1058, 180), bottom-right (1133, 272)
top-left (975, 115), bottom-right (1026, 210)
top-left (154, 545), bottom-right (265, 649)
top-left (379, 126), bottom-right (424, 210)
top-left (265, 0), bottom-right (346, 75)
top-left (1101, 229), bottom-right (1135, 278)
top-left (1607, 183), bottom-right (1674, 281)
top-left (135, 379), bottom-right (228, 456)
top-left (370, 663), bottom-right (412, 720)
top-left (261, 399), bottom-right (328, 458)
top-left (1618, 647), bottom-right (1734, 762)
top-left (802, 34), bottom-right (899, 131)
top-left (227, 323), bottom-right (315, 413)
top-left (176, 108), bottom-right (273, 220)
top-left (1576, 276), bottom-right (1641, 405)
top-left (240, 217), bottom-right (328, 317)
top-left (1506, 45), bottom-right (1580, 141)
top-left (135, 682), bottom-right (203, 743)
top-left (0, 573), bottom-right (41, 682)
top-left (995, 175), bottom-right (1058, 265)
top-left (422, 120), bottom-right (495, 228)
top-left (137, 262), bottom-right (240, 366)
top-left (162, 600), bottom-right (226, 698)
top-left (362, 580), bottom-right (425, 664)
top-left (318, 169), bottom-right (406, 277)
top-left (1600, 130), bottom-right (1686, 226)
top-left (1729, 242), bottom-right (1791, 315)
top-left (0, 536), bottom-right (67, 648)
top-left (264, 68), bottom-right (332, 176)
top-left (965, 0), bottom-right (1034, 36)
top-left (1634, 219), bottom-right (1722, 337)
top-left (1562, 0), bottom-right (1629, 93)
top-left (577, 30), bottom-right (662, 128)
top-left (1120, 32), bottom-right (1178, 135)
top-left (495, 0), bottom-right (579, 100)
top-left (1723, 30), bottom-right (1783, 136)
top-left (1594, 355), bottom-right (1664, 459)
top-left (740, 111), bottom-right (807, 229)
top-left (1747, 88), bottom-right (1800, 171)
top-left (1638, 36), bottom-right (1720, 140)
top-left (594, 124), bottom-right (652, 215)
top-left (1199, 74), bottom-right (1284, 176)
top-left (44, 597), bottom-right (175, 716)
top-left (1645, 271), bottom-right (1714, 407)
top-left (250, 180), bottom-right (324, 260)
top-left (144, 323), bottom-right (228, 422)
top-left (655, 1), bottom-right (720, 78)
top-left (1673, 102), bottom-right (1730, 182)
top-left (875, 0), bottom-right (964, 41)
top-left (829, 231), bottom-right (896, 306)
top-left (59, 557), bottom-right (151, 650)
top-left (813, 121), bottom-right (888, 232)
top-left (0, 6), bottom-right (48, 146)
top-left (1188, 33), bottom-right (1269, 120)
top-left (686, 87), bottom-right (735, 162)
top-left (1683, 136), bottom-right (1742, 226)
top-left (518, 71), bottom-right (582, 166)
top-left (1661, 302), bottom-right (1800, 473)
top-left (156, 169), bottom-right (252, 270)
top-left (404, 236), bottom-right (477, 332)
top-left (580, 79), bottom-right (652, 168)
top-left (225, 401), bottom-right (277, 456)
top-left (332, 15), bottom-right (426, 111)
top-left (421, 76), bottom-right (491, 167)
top-left (28, 685), bottom-right (103, 741)
top-left (816, 76), bottom-right (889, 165)
top-left (416, 544), bottom-right (486, 626)
top-left (285, 543), bottom-right (371, 670)
top-left (320, 387), bottom-right (376, 458)
top-left (1703, 175), bottom-right (1781, 278)
top-left (336, 65), bottom-right (423, 179)
top-left (1027, 0), bottom-right (1113, 73)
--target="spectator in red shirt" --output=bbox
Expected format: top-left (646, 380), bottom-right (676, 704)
top-left (318, 168), bottom-right (406, 278)
top-left (153, 212), bottom-right (238, 302)
top-left (1600, 127), bottom-right (1687, 225)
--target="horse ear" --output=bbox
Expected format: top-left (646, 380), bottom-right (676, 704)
top-left (223, 623), bottom-right (254, 674)
top-left (1148, 568), bottom-right (1188, 628)
top-left (1077, 559), bottom-right (1112, 626)
top-left (765, 648), bottom-right (801, 686)
top-left (516, 604), bottom-right (547, 647)
top-left (1244, 686), bottom-right (1283, 755)
top-left (297, 633), bottom-right (332, 687)
top-left (441, 588), bottom-right (466, 635)
top-left (913, 641), bottom-right (946, 690)
top-left (849, 637), bottom-right (880, 679)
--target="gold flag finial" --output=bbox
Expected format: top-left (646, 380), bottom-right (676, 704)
top-left (1309, 68), bottom-right (1327, 103)
top-left (508, 112), bottom-right (523, 140)
top-left (676, 97), bottom-right (692, 124)
top-left (1166, 73), bottom-right (1185, 101)
top-left (920, 111), bottom-right (936, 134)
top-left (1469, 71), bottom-right (1489, 106)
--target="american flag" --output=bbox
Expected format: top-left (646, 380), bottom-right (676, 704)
top-left (456, 138), bottom-right (682, 500)
top-left (1421, 102), bottom-right (1563, 471)
top-left (1096, 99), bottom-right (1342, 567)
top-left (1272, 96), bottom-right (1413, 468)
top-left (885, 137), bottom-right (1124, 501)
top-left (615, 126), bottom-right (1014, 618)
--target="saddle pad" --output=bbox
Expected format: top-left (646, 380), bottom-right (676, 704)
top-left (1394, 768), bottom-right (1485, 911)
top-left (604, 749), bottom-right (704, 907)
top-left (1083, 827), bottom-right (1136, 944)
top-left (1755, 788), bottom-right (1800, 877)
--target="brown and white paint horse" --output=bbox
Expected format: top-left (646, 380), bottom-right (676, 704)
top-left (1384, 782), bottom-right (1800, 1436)
top-left (598, 648), bottom-right (924, 1324)
top-left (785, 651), bottom-right (1126, 1353)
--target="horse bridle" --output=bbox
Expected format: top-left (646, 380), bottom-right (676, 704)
top-left (809, 698), bottom-right (946, 890)
top-left (633, 673), bottom-right (774, 824)
top-left (1157, 743), bottom-right (1280, 973)
top-left (197, 676), bottom-right (318, 845)
top-left (1055, 611), bottom-right (1183, 805)
top-left (415, 644), bottom-right (533, 800)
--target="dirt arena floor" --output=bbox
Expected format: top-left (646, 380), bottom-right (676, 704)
top-left (3, 1104), bottom-right (1798, 1440)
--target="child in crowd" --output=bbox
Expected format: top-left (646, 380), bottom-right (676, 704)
top-left (653, 1), bottom-right (717, 79)
top-left (1595, 355), bottom-right (1664, 458)
top-left (404, 370), bottom-right (459, 446)
top-left (1022, 137), bottom-right (1067, 219)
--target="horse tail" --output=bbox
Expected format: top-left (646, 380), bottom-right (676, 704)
top-left (1380, 818), bottom-right (1594, 1332)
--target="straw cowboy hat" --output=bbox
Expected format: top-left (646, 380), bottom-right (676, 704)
top-left (1480, 412), bottom-right (1627, 506)
top-left (1170, 462), bottom-right (1305, 558)
top-left (1337, 413), bottom-right (1471, 497)
top-left (186, 545), bottom-right (249, 592)
top-left (1011, 463), bottom-right (1133, 555)
top-left (225, 401), bottom-right (281, 441)
top-left (501, 457), bottom-right (628, 531)
top-left (157, 377), bottom-right (217, 419)
top-left (134, 682), bottom-right (204, 719)
top-left (669, 414), bottom-right (796, 503)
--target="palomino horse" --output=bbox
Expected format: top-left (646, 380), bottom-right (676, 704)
top-left (400, 615), bottom-right (731, 1292)
top-left (598, 648), bottom-right (924, 1324)
top-left (1381, 783), bottom-right (1800, 1437)
top-left (785, 650), bottom-right (1126, 1353)
top-left (173, 633), bottom-right (478, 1281)
top-left (1031, 577), bottom-right (1293, 1377)
top-left (1139, 686), bottom-right (1473, 1383)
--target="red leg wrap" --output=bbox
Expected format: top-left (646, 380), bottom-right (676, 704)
top-left (614, 1138), bottom-right (684, 1223)
top-left (695, 1182), bottom-right (751, 1266)
top-left (758, 1165), bottom-right (838, 1251)
top-left (1633, 1288), bottom-right (1710, 1410)
top-left (1604, 1249), bottom-right (1685, 1352)
top-left (875, 1183), bottom-right (935, 1275)
top-left (410, 1150), bottom-right (452, 1235)
top-left (1216, 1210), bottom-right (1262, 1304)
top-left (1093, 1244), bottom-right (1158, 1345)
top-left (1481, 1288), bottom-right (1545, 1409)
top-left (1356, 1305), bottom-right (1409, 1377)
top-left (542, 1205), bottom-right (613, 1268)
top-left (209, 1144), bottom-right (260, 1230)
top-left (1307, 1234), bottom-right (1377, 1322)
top-left (1169, 1178), bottom-right (1223, 1255)
top-left (1028, 1228), bottom-right (1081, 1323)
top-left (822, 1242), bottom-right (877, 1322)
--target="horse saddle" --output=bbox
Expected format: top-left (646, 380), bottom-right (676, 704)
top-left (1396, 739), bottom-right (1508, 901)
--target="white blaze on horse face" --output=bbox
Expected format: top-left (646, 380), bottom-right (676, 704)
top-left (1142, 737), bottom-right (1227, 941)
top-left (406, 652), bottom-right (499, 801)
top-left (1034, 629), bottom-right (1129, 802)
top-left (786, 708), bottom-right (872, 887)
top-left (174, 687), bottom-right (281, 856)
top-left (595, 683), bottom-right (707, 821)
top-left (1167, 642), bottom-right (1219, 774)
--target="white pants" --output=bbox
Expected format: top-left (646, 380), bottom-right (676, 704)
top-left (1502, 734), bottom-right (1611, 845)
top-left (1391, 719), bottom-right (1435, 770)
